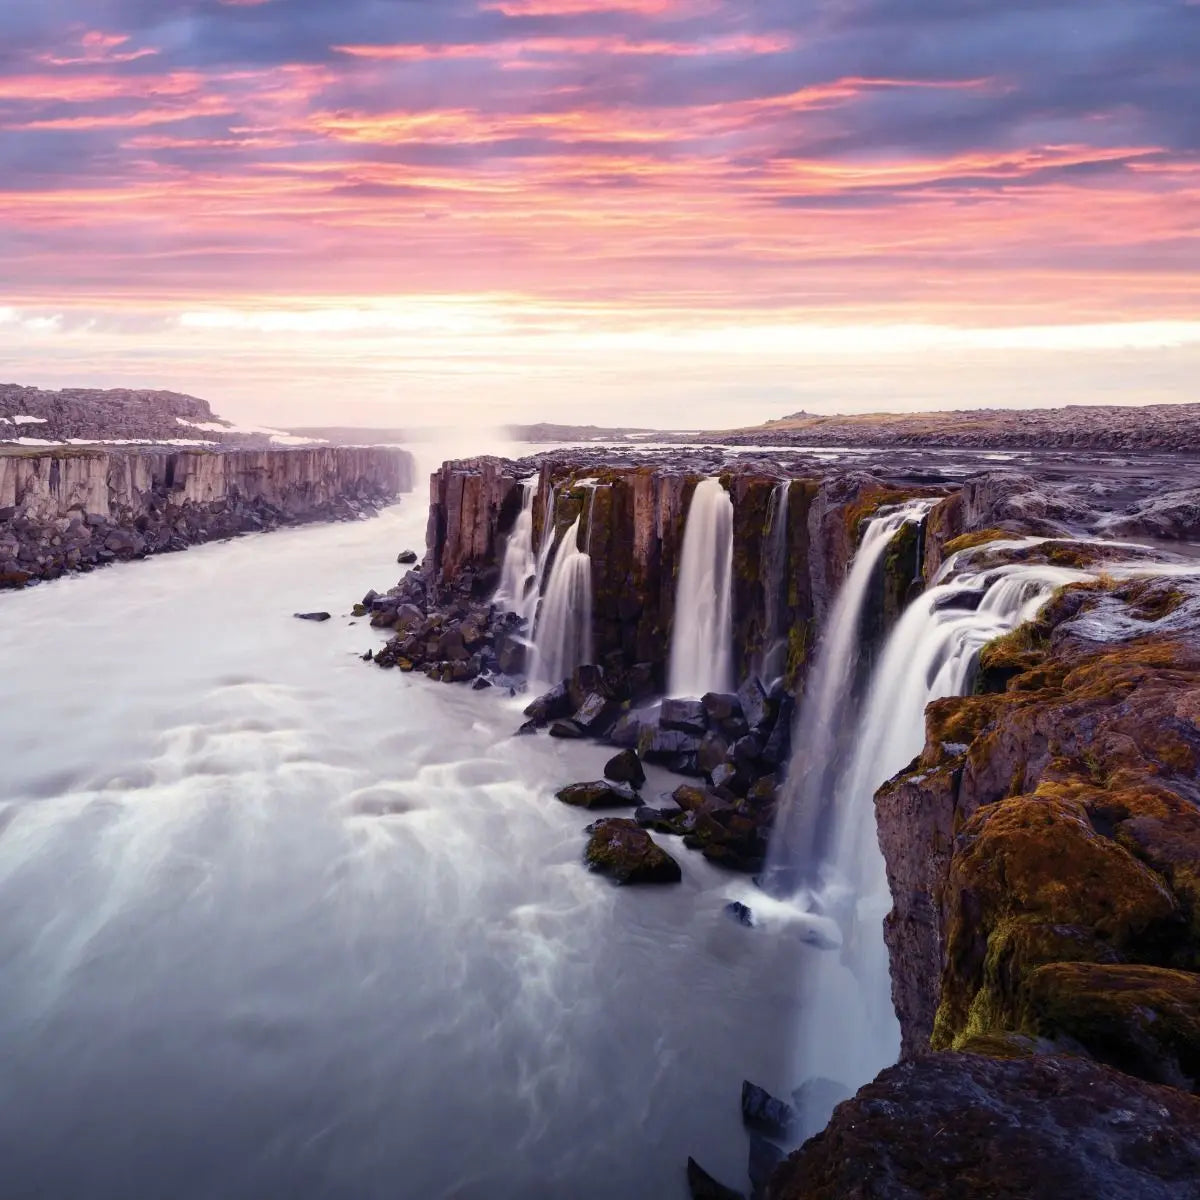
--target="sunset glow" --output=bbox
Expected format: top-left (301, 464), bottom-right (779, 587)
top-left (1, 0), bottom-right (1196, 425)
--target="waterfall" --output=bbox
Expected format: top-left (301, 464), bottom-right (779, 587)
top-left (530, 515), bottom-right (593, 685)
top-left (494, 482), bottom-right (538, 624)
top-left (765, 499), bottom-right (934, 895)
top-left (668, 477), bottom-right (735, 697)
top-left (759, 481), bottom-right (791, 684)
top-left (777, 549), bottom-right (1092, 1138)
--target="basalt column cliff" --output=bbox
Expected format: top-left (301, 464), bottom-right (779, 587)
top-left (0, 445), bottom-right (415, 587)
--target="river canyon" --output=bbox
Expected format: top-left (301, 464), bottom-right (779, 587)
top-left (2, 436), bottom-right (1199, 1198)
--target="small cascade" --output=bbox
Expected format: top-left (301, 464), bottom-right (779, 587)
top-left (777, 547), bottom-right (1092, 1137)
top-left (668, 477), bottom-right (735, 697)
top-left (531, 515), bottom-right (593, 685)
top-left (765, 499), bottom-right (934, 894)
top-left (758, 481), bottom-right (791, 684)
top-left (534, 487), bottom-right (558, 596)
top-left (494, 481), bottom-right (539, 624)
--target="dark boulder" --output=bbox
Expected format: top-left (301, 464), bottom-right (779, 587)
top-left (747, 1135), bottom-right (784, 1200)
top-left (496, 636), bottom-right (526, 675)
top-left (549, 719), bottom-right (585, 739)
top-left (697, 731), bottom-right (730, 775)
top-left (741, 1082), bottom-right (796, 1140)
top-left (737, 678), bottom-right (770, 731)
top-left (294, 611), bottom-right (332, 622)
top-left (661, 697), bottom-right (709, 736)
top-left (396, 549), bottom-right (419, 564)
top-left (639, 726), bottom-right (702, 765)
top-left (635, 805), bottom-right (684, 834)
top-left (725, 901), bottom-right (755, 928)
top-left (584, 818), bottom-right (682, 884)
top-left (525, 682), bottom-right (572, 725)
top-left (609, 711), bottom-right (647, 749)
top-left (568, 664), bottom-right (608, 711)
top-left (686, 1158), bottom-right (745, 1200)
top-left (555, 781), bottom-right (639, 810)
top-left (731, 734), bottom-right (763, 767)
top-left (604, 749), bottom-right (646, 789)
top-left (702, 692), bottom-right (743, 724)
top-left (573, 692), bottom-right (620, 736)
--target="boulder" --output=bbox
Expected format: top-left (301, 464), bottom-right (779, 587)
top-left (701, 692), bottom-right (743, 724)
top-left (524, 682), bottom-right (572, 725)
top-left (697, 731), bottom-right (730, 776)
top-left (609, 711), bottom-right (647, 749)
top-left (737, 678), bottom-right (769, 730)
top-left (556, 781), bottom-right (639, 810)
top-left (568, 664), bottom-right (608, 711)
top-left (397, 549), bottom-right (419, 564)
top-left (638, 726), bottom-right (702, 765)
top-left (725, 901), bottom-right (755, 928)
top-left (741, 1081), bottom-right (796, 1139)
top-left (661, 698), bottom-right (708, 736)
top-left (635, 806), bottom-right (684, 834)
top-left (549, 719), bottom-right (585, 739)
top-left (294, 611), bottom-right (332, 622)
top-left (583, 816), bottom-right (681, 883)
top-left (604, 749), bottom-right (646, 789)
top-left (573, 692), bottom-right (620, 736)
top-left (686, 1158), bottom-right (745, 1200)
top-left (584, 818), bottom-right (682, 884)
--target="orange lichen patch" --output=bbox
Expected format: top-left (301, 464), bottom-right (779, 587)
top-left (1021, 962), bottom-right (1200, 1090)
top-left (943, 527), bottom-right (1011, 556)
top-left (933, 789), bottom-right (1180, 1051)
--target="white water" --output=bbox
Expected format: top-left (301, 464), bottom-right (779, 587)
top-left (531, 515), bottom-right (594, 685)
top-left (668, 478), bottom-right (734, 697)
top-left (495, 481), bottom-right (539, 624)
top-left (777, 543), bottom-right (1091, 1138)
top-left (0, 487), bottom-right (802, 1200)
top-left (766, 500), bottom-right (934, 894)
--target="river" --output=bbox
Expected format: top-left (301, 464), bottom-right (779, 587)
top-left (0, 458), bottom-right (803, 1200)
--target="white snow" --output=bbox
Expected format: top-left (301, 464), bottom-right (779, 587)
top-left (11, 415), bottom-right (48, 425)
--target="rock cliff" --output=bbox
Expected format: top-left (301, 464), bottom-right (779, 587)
top-left (0, 445), bottom-right (415, 586)
top-left (415, 452), bottom-right (940, 690)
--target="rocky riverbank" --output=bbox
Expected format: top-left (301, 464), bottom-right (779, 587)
top-left (0, 445), bottom-right (415, 587)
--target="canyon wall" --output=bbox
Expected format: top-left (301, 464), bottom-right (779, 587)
top-left (419, 455), bottom-right (939, 689)
top-left (0, 445), bottom-right (415, 586)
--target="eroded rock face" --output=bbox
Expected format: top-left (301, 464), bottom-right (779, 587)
top-left (767, 1052), bottom-right (1200, 1200)
top-left (0, 446), bottom-right (414, 586)
top-left (875, 576), bottom-right (1200, 1066)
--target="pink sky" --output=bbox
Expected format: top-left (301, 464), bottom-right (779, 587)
top-left (1, 1), bottom-right (1197, 427)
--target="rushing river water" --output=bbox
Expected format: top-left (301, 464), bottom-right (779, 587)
top-left (0, 475), bottom-right (807, 1200)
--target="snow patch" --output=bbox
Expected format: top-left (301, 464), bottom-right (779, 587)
top-left (11, 415), bottom-right (48, 425)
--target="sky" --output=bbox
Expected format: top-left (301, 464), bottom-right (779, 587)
top-left (0, 0), bottom-right (1197, 429)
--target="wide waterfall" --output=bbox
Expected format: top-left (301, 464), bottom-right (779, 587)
top-left (531, 514), bottom-right (593, 684)
top-left (776, 537), bottom-right (1093, 1138)
top-left (668, 477), bottom-right (734, 697)
top-left (494, 481), bottom-right (539, 623)
top-left (758, 481), bottom-right (791, 684)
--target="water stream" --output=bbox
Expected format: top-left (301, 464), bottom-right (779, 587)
top-left (0, 484), bottom-right (799, 1200)
top-left (668, 478), bottom-right (734, 698)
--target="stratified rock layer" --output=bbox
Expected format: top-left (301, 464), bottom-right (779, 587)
top-left (0, 446), bottom-right (415, 586)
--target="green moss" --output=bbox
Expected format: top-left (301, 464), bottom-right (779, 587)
top-left (944, 527), bottom-right (1011, 556)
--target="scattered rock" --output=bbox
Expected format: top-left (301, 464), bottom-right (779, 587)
top-left (294, 611), bottom-right (332, 622)
top-left (397, 549), bottom-right (419, 564)
top-left (686, 1157), bottom-right (745, 1200)
top-left (555, 781), bottom-right (639, 810)
top-left (661, 697), bottom-right (708, 736)
top-left (604, 749), bottom-right (646, 789)
top-left (584, 818), bottom-right (682, 884)
top-left (741, 1081), bottom-right (796, 1139)
top-left (725, 901), bottom-right (755, 927)
top-left (549, 719), bottom-right (585, 739)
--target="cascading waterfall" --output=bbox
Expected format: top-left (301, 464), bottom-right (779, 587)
top-left (764, 500), bottom-right (935, 896)
top-left (777, 544), bottom-right (1093, 1138)
top-left (531, 515), bottom-right (593, 685)
top-left (494, 481), bottom-right (539, 624)
top-left (758, 481), bottom-right (791, 684)
top-left (668, 477), bottom-right (735, 697)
